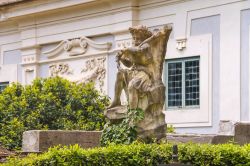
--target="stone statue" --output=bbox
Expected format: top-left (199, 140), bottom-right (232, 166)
top-left (105, 25), bottom-right (172, 140)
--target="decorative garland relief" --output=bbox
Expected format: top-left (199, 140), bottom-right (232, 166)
top-left (49, 57), bottom-right (106, 93)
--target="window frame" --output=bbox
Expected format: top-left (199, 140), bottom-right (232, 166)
top-left (164, 35), bottom-right (212, 127)
top-left (0, 82), bottom-right (9, 93)
top-left (165, 56), bottom-right (200, 110)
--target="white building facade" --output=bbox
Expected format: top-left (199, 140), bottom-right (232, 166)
top-left (0, 0), bottom-right (249, 134)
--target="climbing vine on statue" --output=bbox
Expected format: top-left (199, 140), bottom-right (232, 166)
top-left (101, 108), bottom-right (144, 146)
top-left (0, 77), bottom-right (109, 150)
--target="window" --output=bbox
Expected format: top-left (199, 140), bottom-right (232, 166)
top-left (166, 57), bottom-right (200, 109)
top-left (0, 82), bottom-right (9, 93)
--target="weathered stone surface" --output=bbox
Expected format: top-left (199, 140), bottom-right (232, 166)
top-left (167, 134), bottom-right (233, 144)
top-left (0, 0), bottom-right (28, 6)
top-left (211, 135), bottom-right (234, 144)
top-left (218, 120), bottom-right (235, 135)
top-left (22, 130), bottom-right (102, 152)
top-left (234, 122), bottom-right (250, 145)
top-left (105, 25), bottom-right (172, 140)
top-left (166, 122), bottom-right (250, 145)
top-left (104, 105), bottom-right (127, 123)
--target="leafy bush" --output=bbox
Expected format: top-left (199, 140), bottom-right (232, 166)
top-left (3, 143), bottom-right (172, 166)
top-left (0, 77), bottom-right (109, 150)
top-left (178, 143), bottom-right (250, 166)
top-left (166, 124), bottom-right (175, 133)
top-left (100, 108), bottom-right (144, 146)
top-left (3, 143), bottom-right (250, 166)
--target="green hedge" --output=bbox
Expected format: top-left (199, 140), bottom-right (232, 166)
top-left (0, 77), bottom-right (109, 150)
top-left (3, 143), bottom-right (172, 166)
top-left (178, 143), bottom-right (250, 166)
top-left (3, 143), bottom-right (250, 166)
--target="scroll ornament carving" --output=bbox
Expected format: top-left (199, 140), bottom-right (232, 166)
top-left (43, 36), bottom-right (112, 58)
top-left (49, 63), bottom-right (73, 77)
top-left (63, 38), bottom-right (88, 56)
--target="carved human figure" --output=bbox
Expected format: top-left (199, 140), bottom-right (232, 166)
top-left (109, 25), bottom-right (172, 109)
top-left (109, 25), bottom-right (153, 108)
top-left (106, 25), bottom-right (172, 140)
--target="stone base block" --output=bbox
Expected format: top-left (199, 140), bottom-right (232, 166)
top-left (234, 122), bottom-right (250, 145)
top-left (22, 130), bottom-right (102, 152)
top-left (165, 121), bottom-right (250, 145)
top-left (167, 134), bottom-right (233, 144)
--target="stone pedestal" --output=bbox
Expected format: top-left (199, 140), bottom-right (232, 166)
top-left (22, 130), bottom-right (102, 152)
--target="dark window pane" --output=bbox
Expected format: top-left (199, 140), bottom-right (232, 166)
top-left (185, 60), bottom-right (200, 106)
top-left (168, 62), bottom-right (182, 107)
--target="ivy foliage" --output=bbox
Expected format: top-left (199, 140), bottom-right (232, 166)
top-left (0, 77), bottom-right (109, 150)
top-left (100, 108), bottom-right (144, 146)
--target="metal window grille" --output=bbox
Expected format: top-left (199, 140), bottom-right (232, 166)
top-left (185, 60), bottom-right (199, 106)
top-left (167, 62), bottom-right (182, 107)
top-left (166, 57), bottom-right (200, 109)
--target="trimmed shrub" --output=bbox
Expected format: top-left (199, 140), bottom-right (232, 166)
top-left (3, 143), bottom-right (172, 166)
top-left (0, 77), bottom-right (109, 150)
top-left (3, 143), bottom-right (250, 166)
top-left (178, 143), bottom-right (250, 166)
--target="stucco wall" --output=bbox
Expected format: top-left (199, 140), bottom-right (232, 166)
top-left (0, 0), bottom-right (249, 134)
top-left (3, 50), bottom-right (22, 82)
top-left (176, 15), bottom-right (220, 134)
top-left (240, 9), bottom-right (250, 121)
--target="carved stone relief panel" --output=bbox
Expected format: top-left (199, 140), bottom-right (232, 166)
top-left (48, 56), bottom-right (107, 93)
top-left (49, 63), bottom-right (74, 77)
top-left (79, 57), bottom-right (106, 93)
top-left (42, 35), bottom-right (110, 93)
